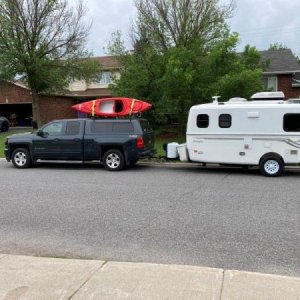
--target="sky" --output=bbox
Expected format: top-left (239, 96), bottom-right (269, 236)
top-left (75, 0), bottom-right (300, 56)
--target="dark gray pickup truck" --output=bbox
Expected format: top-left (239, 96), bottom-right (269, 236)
top-left (4, 118), bottom-right (155, 171)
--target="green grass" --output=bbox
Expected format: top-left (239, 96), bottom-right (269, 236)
top-left (0, 129), bottom-right (33, 158)
top-left (154, 134), bottom-right (185, 157)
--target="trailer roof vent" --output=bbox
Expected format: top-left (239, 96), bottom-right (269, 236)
top-left (251, 91), bottom-right (285, 101)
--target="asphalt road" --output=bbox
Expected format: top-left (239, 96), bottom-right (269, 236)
top-left (0, 160), bottom-right (299, 277)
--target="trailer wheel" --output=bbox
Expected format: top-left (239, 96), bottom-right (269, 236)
top-left (260, 156), bottom-right (283, 177)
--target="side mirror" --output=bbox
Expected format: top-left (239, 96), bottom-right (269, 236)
top-left (37, 130), bottom-right (48, 138)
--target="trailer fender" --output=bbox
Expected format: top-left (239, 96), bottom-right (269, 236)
top-left (259, 153), bottom-right (284, 177)
top-left (259, 152), bottom-right (284, 165)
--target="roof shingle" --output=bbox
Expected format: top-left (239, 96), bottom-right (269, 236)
top-left (260, 49), bottom-right (300, 74)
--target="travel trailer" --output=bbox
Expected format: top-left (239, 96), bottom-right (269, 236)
top-left (177, 92), bottom-right (300, 177)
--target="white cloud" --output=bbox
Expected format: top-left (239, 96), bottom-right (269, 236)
top-left (229, 0), bottom-right (300, 53)
top-left (79, 0), bottom-right (136, 55)
top-left (73, 0), bottom-right (300, 55)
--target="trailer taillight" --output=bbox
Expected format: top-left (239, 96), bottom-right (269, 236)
top-left (136, 136), bottom-right (144, 149)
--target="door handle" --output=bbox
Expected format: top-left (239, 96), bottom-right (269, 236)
top-left (73, 138), bottom-right (81, 141)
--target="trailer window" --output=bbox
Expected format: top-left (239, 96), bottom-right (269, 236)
top-left (219, 114), bottom-right (231, 128)
top-left (197, 114), bottom-right (209, 128)
top-left (283, 114), bottom-right (300, 132)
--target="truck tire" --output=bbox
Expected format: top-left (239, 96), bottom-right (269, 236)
top-left (12, 148), bottom-right (32, 169)
top-left (103, 149), bottom-right (125, 171)
top-left (260, 156), bottom-right (283, 177)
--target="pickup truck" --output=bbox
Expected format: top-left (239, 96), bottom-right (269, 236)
top-left (4, 118), bottom-right (155, 171)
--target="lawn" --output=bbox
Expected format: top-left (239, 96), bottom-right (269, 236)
top-left (154, 135), bottom-right (185, 158)
top-left (0, 129), bottom-right (33, 158)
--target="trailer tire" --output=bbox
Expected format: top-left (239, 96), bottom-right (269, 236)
top-left (260, 155), bottom-right (283, 177)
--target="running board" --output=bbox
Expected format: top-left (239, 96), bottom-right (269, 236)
top-left (36, 160), bottom-right (84, 164)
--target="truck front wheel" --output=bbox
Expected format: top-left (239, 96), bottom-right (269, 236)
top-left (260, 156), bottom-right (283, 177)
top-left (103, 149), bottom-right (125, 171)
top-left (12, 148), bottom-right (32, 169)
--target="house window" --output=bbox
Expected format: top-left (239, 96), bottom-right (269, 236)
top-left (219, 114), bottom-right (232, 128)
top-left (283, 114), bottom-right (300, 132)
top-left (197, 114), bottom-right (209, 128)
top-left (263, 76), bottom-right (277, 91)
top-left (292, 74), bottom-right (300, 87)
top-left (97, 71), bottom-right (112, 84)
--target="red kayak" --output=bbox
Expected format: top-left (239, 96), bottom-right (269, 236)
top-left (72, 97), bottom-right (152, 117)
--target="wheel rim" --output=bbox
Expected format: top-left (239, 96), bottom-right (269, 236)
top-left (264, 160), bottom-right (280, 175)
top-left (14, 152), bottom-right (27, 167)
top-left (106, 153), bottom-right (121, 169)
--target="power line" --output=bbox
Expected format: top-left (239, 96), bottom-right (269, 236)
top-left (232, 25), bottom-right (300, 35)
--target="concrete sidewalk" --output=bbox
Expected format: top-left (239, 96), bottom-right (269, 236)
top-left (0, 254), bottom-right (299, 299)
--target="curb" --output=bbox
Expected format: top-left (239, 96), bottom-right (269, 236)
top-left (0, 254), bottom-right (299, 299)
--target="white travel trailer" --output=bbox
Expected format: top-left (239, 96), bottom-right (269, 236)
top-left (180, 92), bottom-right (300, 176)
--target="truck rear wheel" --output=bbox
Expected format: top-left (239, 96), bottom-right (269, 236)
top-left (260, 156), bottom-right (283, 177)
top-left (103, 149), bottom-right (125, 171)
top-left (12, 148), bottom-right (32, 169)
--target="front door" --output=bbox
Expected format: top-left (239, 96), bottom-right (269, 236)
top-left (33, 120), bottom-right (83, 160)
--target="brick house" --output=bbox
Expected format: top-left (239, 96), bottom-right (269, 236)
top-left (260, 49), bottom-right (300, 99)
top-left (0, 81), bottom-right (77, 126)
top-left (1, 51), bottom-right (300, 126)
top-left (0, 56), bottom-right (119, 126)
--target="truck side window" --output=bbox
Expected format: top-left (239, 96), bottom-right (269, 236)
top-left (42, 122), bottom-right (64, 136)
top-left (90, 122), bottom-right (113, 133)
top-left (113, 123), bottom-right (134, 132)
top-left (283, 114), bottom-right (300, 132)
top-left (197, 114), bottom-right (209, 128)
top-left (219, 114), bottom-right (232, 128)
top-left (66, 121), bottom-right (81, 135)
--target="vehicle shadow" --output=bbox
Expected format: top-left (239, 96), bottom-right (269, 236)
top-left (5, 160), bottom-right (300, 177)
top-left (135, 163), bottom-right (300, 177)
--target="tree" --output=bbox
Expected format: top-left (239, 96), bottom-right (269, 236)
top-left (268, 43), bottom-right (289, 51)
top-left (134, 0), bottom-right (235, 52)
top-left (109, 0), bottom-right (263, 132)
top-left (0, 0), bottom-right (101, 127)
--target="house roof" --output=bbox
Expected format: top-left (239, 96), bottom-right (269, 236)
top-left (92, 56), bottom-right (120, 70)
top-left (260, 49), bottom-right (300, 75)
top-left (61, 88), bottom-right (112, 98)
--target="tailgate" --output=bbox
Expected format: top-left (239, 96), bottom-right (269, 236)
top-left (139, 120), bottom-right (155, 150)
